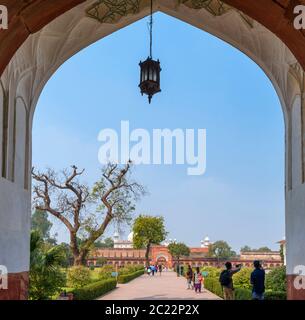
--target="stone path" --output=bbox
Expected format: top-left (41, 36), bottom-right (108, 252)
top-left (99, 271), bottom-right (221, 300)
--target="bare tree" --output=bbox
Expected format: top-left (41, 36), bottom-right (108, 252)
top-left (32, 161), bottom-right (145, 265)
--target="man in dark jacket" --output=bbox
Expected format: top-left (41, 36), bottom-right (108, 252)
top-left (250, 260), bottom-right (265, 300)
top-left (219, 262), bottom-right (242, 300)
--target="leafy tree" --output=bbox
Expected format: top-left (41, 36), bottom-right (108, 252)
top-left (240, 245), bottom-right (252, 252)
top-left (57, 242), bottom-right (73, 267)
top-left (96, 257), bottom-right (108, 266)
top-left (240, 245), bottom-right (272, 252)
top-left (31, 209), bottom-right (57, 245)
top-left (256, 246), bottom-right (272, 252)
top-left (94, 237), bottom-right (114, 248)
top-left (168, 242), bottom-right (190, 259)
top-left (29, 230), bottom-right (66, 300)
top-left (168, 242), bottom-right (190, 263)
top-left (266, 266), bottom-right (286, 292)
top-left (133, 215), bottom-right (167, 266)
top-left (32, 162), bottom-right (145, 265)
top-left (279, 244), bottom-right (284, 262)
top-left (208, 240), bottom-right (235, 259)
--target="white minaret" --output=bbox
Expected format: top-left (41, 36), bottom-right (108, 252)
top-left (201, 236), bottom-right (210, 248)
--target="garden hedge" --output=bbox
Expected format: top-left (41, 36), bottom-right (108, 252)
top-left (264, 291), bottom-right (286, 300)
top-left (234, 288), bottom-right (252, 300)
top-left (72, 278), bottom-right (117, 300)
top-left (117, 269), bottom-right (144, 284)
top-left (204, 277), bottom-right (286, 300)
top-left (204, 278), bottom-right (224, 298)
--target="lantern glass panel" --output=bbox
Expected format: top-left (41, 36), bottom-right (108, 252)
top-left (149, 67), bottom-right (153, 80)
top-left (153, 68), bottom-right (157, 82)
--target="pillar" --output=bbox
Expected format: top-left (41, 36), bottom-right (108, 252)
top-left (286, 95), bottom-right (305, 299)
top-left (0, 178), bottom-right (31, 300)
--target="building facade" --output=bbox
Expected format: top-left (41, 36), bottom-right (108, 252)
top-left (87, 235), bottom-right (283, 270)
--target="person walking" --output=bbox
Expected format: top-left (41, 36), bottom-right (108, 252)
top-left (151, 265), bottom-right (155, 276)
top-left (251, 260), bottom-right (265, 300)
top-left (193, 267), bottom-right (203, 293)
top-left (158, 264), bottom-right (162, 276)
top-left (219, 262), bottom-right (242, 300)
top-left (186, 265), bottom-right (193, 290)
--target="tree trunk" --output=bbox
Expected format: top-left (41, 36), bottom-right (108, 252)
top-left (145, 242), bottom-right (151, 267)
top-left (73, 248), bottom-right (89, 266)
top-left (70, 231), bottom-right (81, 266)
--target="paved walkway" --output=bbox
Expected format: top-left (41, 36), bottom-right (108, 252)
top-left (99, 271), bottom-right (221, 300)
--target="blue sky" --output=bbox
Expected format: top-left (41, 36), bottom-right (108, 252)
top-left (32, 12), bottom-right (285, 252)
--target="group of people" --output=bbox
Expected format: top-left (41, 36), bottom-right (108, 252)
top-left (146, 264), bottom-right (164, 276)
top-left (219, 260), bottom-right (265, 300)
top-left (186, 266), bottom-right (205, 293)
top-left (185, 260), bottom-right (265, 300)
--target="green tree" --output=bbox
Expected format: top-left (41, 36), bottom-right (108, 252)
top-left (31, 209), bottom-right (57, 245)
top-left (266, 266), bottom-right (286, 292)
top-left (208, 240), bottom-right (235, 260)
top-left (240, 245), bottom-right (252, 252)
top-left (57, 242), bottom-right (73, 267)
top-left (133, 215), bottom-right (167, 267)
top-left (29, 230), bottom-right (66, 300)
top-left (96, 257), bottom-right (108, 266)
top-left (94, 237), bottom-right (114, 248)
top-left (168, 242), bottom-right (190, 276)
top-left (279, 244), bottom-right (284, 262)
top-left (256, 246), bottom-right (272, 252)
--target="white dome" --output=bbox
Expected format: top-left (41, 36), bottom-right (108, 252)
top-left (204, 236), bottom-right (210, 241)
top-left (127, 232), bottom-right (134, 242)
top-left (113, 231), bottom-right (120, 239)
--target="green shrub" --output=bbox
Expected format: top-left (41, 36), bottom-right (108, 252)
top-left (97, 265), bottom-right (115, 280)
top-left (235, 288), bottom-right (252, 300)
top-left (204, 277), bottom-right (223, 298)
top-left (119, 265), bottom-right (143, 275)
top-left (118, 269), bottom-right (144, 283)
top-left (200, 266), bottom-right (221, 278)
top-left (72, 279), bottom-right (117, 300)
top-left (233, 267), bottom-right (252, 289)
top-left (67, 266), bottom-right (90, 289)
top-left (264, 290), bottom-right (286, 300)
top-left (266, 266), bottom-right (286, 292)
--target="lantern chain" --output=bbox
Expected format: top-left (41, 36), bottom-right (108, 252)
top-left (149, 0), bottom-right (153, 59)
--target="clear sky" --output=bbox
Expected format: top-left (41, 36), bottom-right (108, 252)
top-left (32, 12), bottom-right (285, 252)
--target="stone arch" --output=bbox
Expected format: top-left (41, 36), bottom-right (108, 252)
top-left (0, 0), bottom-right (305, 300)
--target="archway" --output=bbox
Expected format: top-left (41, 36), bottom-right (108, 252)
top-left (0, 0), bottom-right (305, 300)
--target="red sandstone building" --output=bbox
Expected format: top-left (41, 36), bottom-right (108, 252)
top-left (87, 234), bottom-right (283, 269)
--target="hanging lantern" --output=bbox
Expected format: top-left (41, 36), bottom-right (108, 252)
top-left (139, 57), bottom-right (161, 103)
top-left (138, 0), bottom-right (161, 103)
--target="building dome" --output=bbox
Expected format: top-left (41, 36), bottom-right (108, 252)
top-left (204, 236), bottom-right (210, 241)
top-left (127, 232), bottom-right (134, 242)
top-left (113, 231), bottom-right (120, 241)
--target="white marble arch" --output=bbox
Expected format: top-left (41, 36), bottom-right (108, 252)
top-left (0, 0), bottom-right (304, 294)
